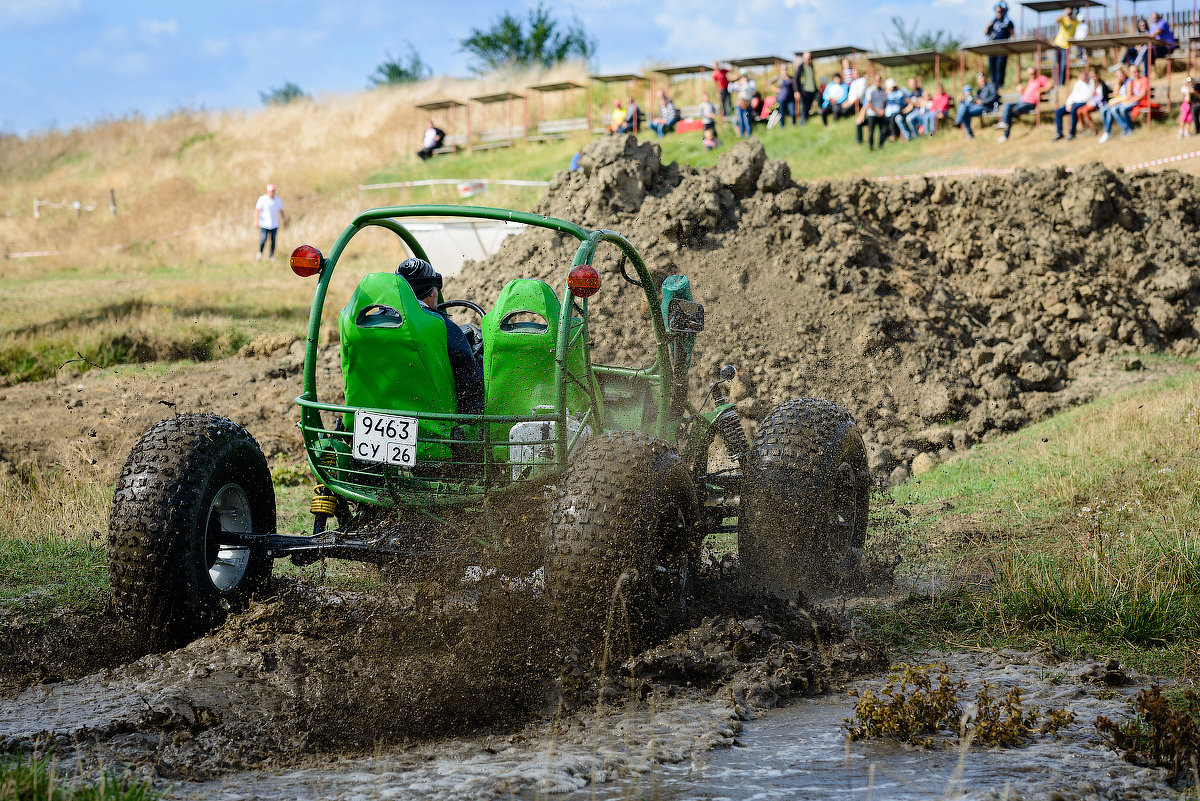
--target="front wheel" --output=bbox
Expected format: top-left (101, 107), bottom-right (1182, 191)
top-left (108, 414), bottom-right (276, 648)
top-left (544, 432), bottom-right (699, 641)
top-left (738, 399), bottom-right (869, 599)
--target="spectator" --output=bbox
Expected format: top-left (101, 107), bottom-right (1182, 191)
top-left (884, 78), bottom-right (913, 141)
top-left (733, 71), bottom-right (757, 137)
top-left (699, 93), bottom-right (718, 132)
top-left (795, 51), bottom-right (819, 122)
top-left (253, 184), bottom-right (285, 262)
top-left (1052, 7), bottom-right (1080, 87)
top-left (955, 72), bottom-right (999, 140)
top-left (1136, 12), bottom-right (1178, 70)
top-left (908, 81), bottom-right (950, 135)
top-left (712, 61), bottom-right (732, 117)
top-left (772, 63), bottom-right (796, 126)
top-left (1101, 63), bottom-right (1148, 141)
top-left (1098, 67), bottom-right (1133, 142)
top-left (1076, 71), bottom-right (1111, 134)
top-left (1180, 77), bottom-right (1196, 138)
top-left (703, 127), bottom-right (721, 150)
top-left (616, 96), bottom-right (641, 133)
top-left (608, 99), bottom-right (626, 133)
top-left (1053, 66), bottom-right (1095, 140)
top-left (841, 57), bottom-right (854, 82)
top-left (859, 74), bottom-right (889, 151)
top-left (1183, 76), bottom-right (1200, 136)
top-left (997, 66), bottom-right (1051, 141)
top-left (649, 90), bottom-right (681, 137)
top-left (416, 119), bottom-right (445, 161)
top-left (1114, 18), bottom-right (1151, 70)
top-left (841, 67), bottom-right (867, 117)
top-left (820, 73), bottom-right (852, 124)
top-left (985, 2), bottom-right (1016, 88)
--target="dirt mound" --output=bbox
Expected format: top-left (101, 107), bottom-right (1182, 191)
top-left (458, 136), bottom-right (1200, 479)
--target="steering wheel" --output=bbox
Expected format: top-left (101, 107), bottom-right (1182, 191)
top-left (437, 300), bottom-right (486, 361)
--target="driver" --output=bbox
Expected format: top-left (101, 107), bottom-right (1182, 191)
top-left (395, 257), bottom-right (485, 415)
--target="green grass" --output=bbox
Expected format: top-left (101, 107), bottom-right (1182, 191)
top-left (869, 370), bottom-right (1200, 678)
top-left (0, 752), bottom-right (161, 801)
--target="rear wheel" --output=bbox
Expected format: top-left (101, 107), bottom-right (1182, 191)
top-left (738, 399), bottom-right (869, 599)
top-left (545, 432), bottom-right (699, 640)
top-left (108, 414), bottom-right (275, 648)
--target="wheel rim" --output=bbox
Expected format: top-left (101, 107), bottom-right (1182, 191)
top-left (205, 483), bottom-right (253, 592)
top-left (829, 460), bottom-right (863, 550)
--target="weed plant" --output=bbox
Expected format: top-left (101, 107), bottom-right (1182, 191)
top-left (1097, 686), bottom-right (1200, 784)
top-left (0, 752), bottom-right (160, 801)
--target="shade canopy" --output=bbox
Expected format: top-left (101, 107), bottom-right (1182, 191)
top-left (528, 81), bottom-right (586, 92)
top-left (962, 36), bottom-right (1052, 56)
top-left (589, 73), bottom-right (645, 83)
top-left (868, 48), bottom-right (944, 67)
top-left (1020, 0), bottom-right (1104, 11)
top-left (1076, 32), bottom-right (1169, 48)
top-left (415, 99), bottom-right (465, 111)
top-left (796, 46), bottom-right (869, 60)
top-left (655, 64), bottom-right (714, 76)
top-left (469, 91), bottom-right (523, 104)
top-left (728, 55), bottom-right (786, 68)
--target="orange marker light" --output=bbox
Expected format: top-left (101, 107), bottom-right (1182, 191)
top-left (568, 264), bottom-right (600, 298)
top-left (290, 244), bottom-right (323, 277)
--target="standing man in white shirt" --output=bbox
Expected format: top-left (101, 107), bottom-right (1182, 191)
top-left (253, 184), bottom-right (286, 261)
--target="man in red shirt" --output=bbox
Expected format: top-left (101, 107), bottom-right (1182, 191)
top-left (712, 61), bottom-right (731, 118)
top-left (998, 67), bottom-right (1051, 141)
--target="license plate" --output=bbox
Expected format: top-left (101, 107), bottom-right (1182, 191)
top-left (353, 411), bottom-right (418, 467)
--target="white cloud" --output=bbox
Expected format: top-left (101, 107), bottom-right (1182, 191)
top-left (0, 0), bottom-right (80, 31)
top-left (138, 18), bottom-right (179, 43)
top-left (201, 38), bottom-right (231, 58)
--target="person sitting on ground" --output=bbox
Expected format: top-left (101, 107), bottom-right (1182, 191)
top-left (884, 78), bottom-right (913, 141)
top-left (1053, 66), bottom-right (1096, 140)
top-left (859, 74), bottom-right (889, 151)
top-left (771, 63), bottom-right (796, 126)
top-left (649, 90), bottom-right (681, 137)
top-left (1101, 63), bottom-right (1149, 141)
top-left (1098, 67), bottom-right (1133, 142)
top-left (608, 99), bottom-right (626, 134)
top-left (820, 73), bottom-right (851, 124)
top-left (417, 119), bottom-right (446, 160)
top-left (703, 127), bottom-right (721, 150)
top-left (1076, 70), bottom-right (1111, 134)
top-left (997, 66), bottom-right (1051, 142)
top-left (616, 97), bottom-right (641, 134)
top-left (394, 258), bottom-right (484, 415)
top-left (955, 72), bottom-right (999, 140)
top-left (699, 93), bottom-right (718, 132)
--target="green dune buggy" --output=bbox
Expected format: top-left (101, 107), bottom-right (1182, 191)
top-left (107, 205), bottom-right (869, 645)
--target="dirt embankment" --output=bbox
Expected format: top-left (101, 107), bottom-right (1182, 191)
top-left (457, 136), bottom-right (1200, 480)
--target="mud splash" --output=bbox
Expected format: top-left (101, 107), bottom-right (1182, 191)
top-left (0, 572), bottom-right (884, 786)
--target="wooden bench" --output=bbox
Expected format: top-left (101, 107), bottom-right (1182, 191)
top-left (474, 125), bottom-right (525, 150)
top-left (528, 117), bottom-right (589, 142)
top-left (431, 133), bottom-right (467, 156)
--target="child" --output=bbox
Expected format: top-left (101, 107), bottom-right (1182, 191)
top-left (1181, 77), bottom-right (1197, 138)
top-left (703, 128), bottom-right (721, 150)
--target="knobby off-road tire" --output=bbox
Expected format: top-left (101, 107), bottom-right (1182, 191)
top-left (108, 414), bottom-right (275, 648)
top-left (739, 398), bottom-right (869, 599)
top-left (545, 431), bottom-right (699, 641)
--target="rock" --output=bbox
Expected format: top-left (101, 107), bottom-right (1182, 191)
top-left (984, 257), bottom-right (1010, 277)
top-left (716, 139), bottom-right (767, 198)
top-left (910, 452), bottom-right (937, 476)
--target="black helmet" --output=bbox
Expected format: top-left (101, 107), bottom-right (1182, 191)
top-left (395, 257), bottom-right (443, 300)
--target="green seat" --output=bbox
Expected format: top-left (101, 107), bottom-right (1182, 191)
top-left (338, 272), bottom-right (455, 463)
top-left (482, 279), bottom-right (599, 464)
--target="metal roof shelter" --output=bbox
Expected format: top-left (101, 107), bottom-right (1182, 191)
top-left (795, 46), bottom-right (868, 60)
top-left (415, 99), bottom-right (468, 155)
top-left (727, 55), bottom-right (786, 68)
top-left (589, 73), bottom-right (649, 133)
top-left (869, 48), bottom-right (948, 81)
top-left (527, 80), bottom-right (590, 141)
top-left (654, 64), bottom-right (711, 77)
top-left (468, 91), bottom-right (525, 150)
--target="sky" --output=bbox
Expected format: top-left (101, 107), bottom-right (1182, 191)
top-left (2, 0), bottom-right (999, 135)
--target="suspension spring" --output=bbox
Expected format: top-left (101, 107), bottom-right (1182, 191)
top-left (715, 406), bottom-right (750, 459)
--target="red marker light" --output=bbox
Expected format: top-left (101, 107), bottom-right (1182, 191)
top-left (568, 264), bottom-right (600, 298)
top-left (290, 245), bottom-right (323, 277)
